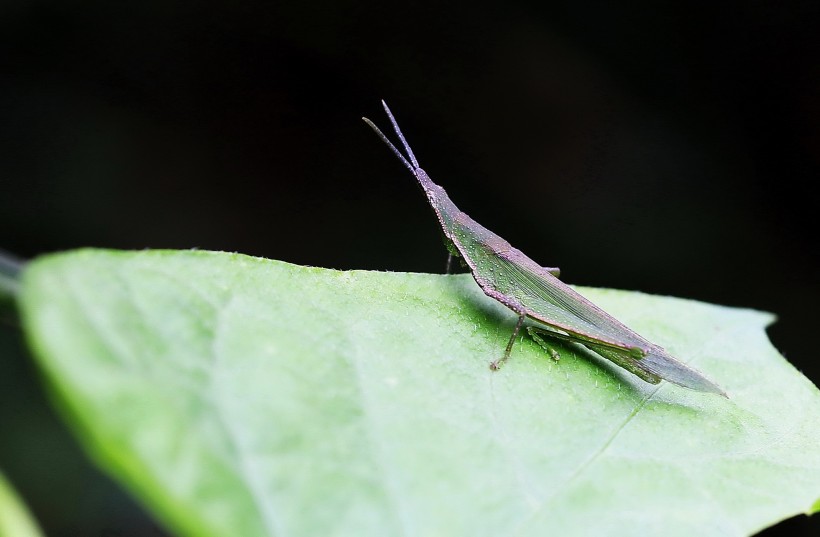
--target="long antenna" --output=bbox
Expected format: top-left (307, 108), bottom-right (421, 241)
top-left (380, 100), bottom-right (419, 169)
top-left (361, 100), bottom-right (420, 173)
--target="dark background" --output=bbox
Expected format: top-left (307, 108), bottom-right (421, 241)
top-left (1, 1), bottom-right (818, 535)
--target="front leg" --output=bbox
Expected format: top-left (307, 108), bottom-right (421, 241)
top-left (490, 314), bottom-right (526, 370)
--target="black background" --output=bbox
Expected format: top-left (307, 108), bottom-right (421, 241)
top-left (1, 1), bottom-right (818, 535)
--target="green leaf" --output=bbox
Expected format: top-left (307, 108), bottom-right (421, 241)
top-left (18, 249), bottom-right (820, 536)
top-left (0, 471), bottom-right (45, 537)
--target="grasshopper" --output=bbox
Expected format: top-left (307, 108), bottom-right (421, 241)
top-left (363, 101), bottom-right (725, 395)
